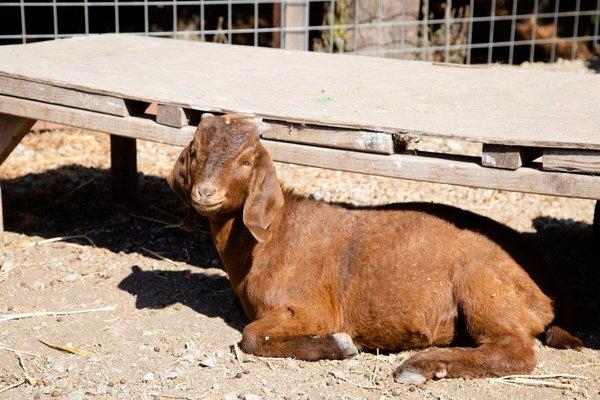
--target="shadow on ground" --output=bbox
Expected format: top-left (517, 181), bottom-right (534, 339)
top-left (2, 165), bottom-right (599, 343)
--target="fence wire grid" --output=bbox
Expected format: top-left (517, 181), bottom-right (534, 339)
top-left (0, 1), bottom-right (599, 64)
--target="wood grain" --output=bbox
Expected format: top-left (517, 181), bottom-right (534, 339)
top-left (0, 113), bottom-right (36, 164)
top-left (543, 149), bottom-right (600, 174)
top-left (1, 95), bottom-right (599, 200)
top-left (264, 141), bottom-right (600, 200)
top-left (0, 35), bottom-right (599, 149)
top-left (262, 122), bottom-right (394, 154)
top-left (0, 75), bottom-right (129, 117)
top-left (156, 104), bottom-right (189, 128)
top-left (481, 144), bottom-right (541, 170)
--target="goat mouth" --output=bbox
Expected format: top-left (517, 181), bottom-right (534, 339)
top-left (193, 200), bottom-right (224, 213)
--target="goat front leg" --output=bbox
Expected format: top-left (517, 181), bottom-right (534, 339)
top-left (240, 308), bottom-right (358, 360)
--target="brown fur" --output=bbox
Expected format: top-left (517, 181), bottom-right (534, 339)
top-left (168, 115), bottom-right (582, 383)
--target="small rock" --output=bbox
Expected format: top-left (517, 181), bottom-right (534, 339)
top-left (153, 345), bottom-right (160, 352)
top-left (223, 394), bottom-right (238, 400)
top-left (61, 273), bottom-right (78, 282)
top-left (234, 372), bottom-right (243, 379)
top-left (143, 372), bottom-right (154, 382)
top-left (53, 362), bottom-right (66, 373)
top-left (244, 394), bottom-right (262, 400)
top-left (67, 390), bottom-right (85, 400)
top-left (119, 378), bottom-right (127, 385)
top-left (211, 383), bottom-right (221, 390)
top-left (1, 260), bottom-right (15, 273)
top-left (166, 371), bottom-right (178, 379)
top-left (41, 386), bottom-right (53, 394)
top-left (51, 389), bottom-right (62, 397)
top-left (96, 384), bottom-right (109, 395)
top-left (259, 378), bottom-right (267, 386)
top-left (200, 355), bottom-right (217, 368)
top-left (390, 388), bottom-right (403, 397)
top-left (329, 369), bottom-right (345, 380)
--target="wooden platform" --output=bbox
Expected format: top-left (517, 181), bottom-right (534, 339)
top-left (0, 35), bottom-right (599, 223)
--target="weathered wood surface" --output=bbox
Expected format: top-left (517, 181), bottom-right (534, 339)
top-left (0, 75), bottom-right (129, 117)
top-left (156, 104), bottom-right (189, 128)
top-left (543, 149), bottom-right (600, 174)
top-left (262, 123), bottom-right (394, 154)
top-left (481, 144), bottom-right (541, 170)
top-left (0, 35), bottom-right (599, 149)
top-left (0, 113), bottom-right (36, 164)
top-left (1, 94), bottom-right (599, 200)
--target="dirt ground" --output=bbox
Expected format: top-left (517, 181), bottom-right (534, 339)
top-left (1, 62), bottom-right (599, 400)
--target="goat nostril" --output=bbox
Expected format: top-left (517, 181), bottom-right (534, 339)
top-left (198, 185), bottom-right (217, 198)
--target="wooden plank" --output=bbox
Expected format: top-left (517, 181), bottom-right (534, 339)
top-left (0, 35), bottom-right (599, 149)
top-left (110, 135), bottom-right (137, 203)
top-left (1, 95), bottom-right (599, 200)
top-left (262, 122), bottom-right (393, 154)
top-left (543, 149), bottom-right (600, 174)
top-left (0, 94), bottom-right (194, 146)
top-left (157, 104), bottom-right (188, 128)
top-left (0, 75), bottom-right (129, 117)
top-left (0, 113), bottom-right (36, 164)
top-left (481, 144), bottom-right (541, 170)
top-left (263, 141), bottom-right (600, 200)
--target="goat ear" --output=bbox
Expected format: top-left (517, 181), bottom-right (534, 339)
top-left (243, 146), bottom-right (284, 242)
top-left (168, 143), bottom-right (199, 230)
top-left (167, 143), bottom-right (192, 204)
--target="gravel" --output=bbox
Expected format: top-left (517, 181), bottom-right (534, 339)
top-left (0, 60), bottom-right (597, 400)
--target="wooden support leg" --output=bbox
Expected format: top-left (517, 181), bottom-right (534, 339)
top-left (594, 201), bottom-right (599, 243)
top-left (0, 114), bottom-right (36, 236)
top-left (110, 135), bottom-right (137, 203)
top-left (0, 114), bottom-right (36, 165)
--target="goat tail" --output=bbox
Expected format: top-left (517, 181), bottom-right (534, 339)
top-left (543, 325), bottom-right (583, 350)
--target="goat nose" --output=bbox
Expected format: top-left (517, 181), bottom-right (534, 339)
top-left (197, 185), bottom-right (217, 198)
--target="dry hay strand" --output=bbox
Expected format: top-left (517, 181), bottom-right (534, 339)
top-left (37, 339), bottom-right (94, 357)
top-left (17, 353), bottom-right (37, 385)
top-left (0, 378), bottom-right (26, 394)
top-left (0, 345), bottom-right (41, 358)
top-left (492, 373), bottom-right (587, 390)
top-left (139, 246), bottom-right (179, 267)
top-left (1, 234), bottom-right (96, 253)
top-left (0, 305), bottom-right (115, 323)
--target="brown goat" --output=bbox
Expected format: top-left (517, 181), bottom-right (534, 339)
top-left (168, 115), bottom-right (582, 384)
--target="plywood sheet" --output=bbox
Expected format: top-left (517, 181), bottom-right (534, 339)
top-left (0, 34), bottom-right (598, 149)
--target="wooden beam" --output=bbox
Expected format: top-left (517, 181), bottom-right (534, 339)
top-left (262, 141), bottom-right (600, 200)
top-left (0, 75), bottom-right (129, 117)
top-left (543, 148), bottom-right (600, 174)
top-left (0, 94), bottom-right (195, 146)
top-left (262, 122), bottom-right (394, 154)
top-left (1, 95), bottom-right (600, 200)
top-left (156, 104), bottom-right (188, 128)
top-left (0, 113), bottom-right (36, 165)
top-left (481, 144), bottom-right (541, 170)
top-left (110, 135), bottom-right (137, 203)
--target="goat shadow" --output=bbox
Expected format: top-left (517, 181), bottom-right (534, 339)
top-left (2, 165), bottom-right (599, 346)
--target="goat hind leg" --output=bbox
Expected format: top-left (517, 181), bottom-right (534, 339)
top-left (395, 264), bottom-right (545, 383)
top-left (394, 336), bottom-right (536, 384)
top-left (240, 308), bottom-right (358, 361)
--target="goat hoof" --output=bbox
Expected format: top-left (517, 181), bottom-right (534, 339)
top-left (434, 368), bottom-right (447, 379)
top-left (332, 333), bottom-right (358, 357)
top-left (393, 369), bottom-right (427, 385)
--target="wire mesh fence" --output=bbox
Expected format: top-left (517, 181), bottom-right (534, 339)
top-left (0, 1), bottom-right (599, 64)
